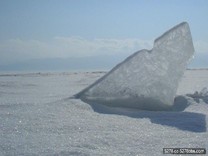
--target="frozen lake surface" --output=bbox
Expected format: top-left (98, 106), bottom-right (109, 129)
top-left (0, 70), bottom-right (207, 155)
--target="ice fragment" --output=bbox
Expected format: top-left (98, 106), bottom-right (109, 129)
top-left (75, 22), bottom-right (195, 111)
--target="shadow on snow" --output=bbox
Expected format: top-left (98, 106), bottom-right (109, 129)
top-left (87, 95), bottom-right (206, 133)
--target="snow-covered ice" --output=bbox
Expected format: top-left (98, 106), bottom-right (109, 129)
top-left (75, 22), bottom-right (195, 111)
top-left (0, 70), bottom-right (207, 155)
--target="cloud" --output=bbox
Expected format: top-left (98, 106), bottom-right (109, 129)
top-left (194, 40), bottom-right (208, 54)
top-left (0, 37), bottom-right (153, 65)
top-left (0, 36), bottom-right (207, 66)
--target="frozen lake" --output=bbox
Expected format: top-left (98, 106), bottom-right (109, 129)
top-left (0, 70), bottom-right (207, 155)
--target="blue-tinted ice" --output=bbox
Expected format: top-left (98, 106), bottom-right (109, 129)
top-left (75, 22), bottom-right (195, 111)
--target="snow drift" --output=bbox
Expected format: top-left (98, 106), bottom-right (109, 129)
top-left (75, 22), bottom-right (195, 111)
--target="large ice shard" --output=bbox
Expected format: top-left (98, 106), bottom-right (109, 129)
top-left (75, 22), bottom-right (195, 111)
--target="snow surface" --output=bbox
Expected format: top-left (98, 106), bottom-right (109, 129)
top-left (0, 70), bottom-right (207, 155)
top-left (75, 22), bottom-right (195, 111)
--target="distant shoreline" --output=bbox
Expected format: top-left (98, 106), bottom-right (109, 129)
top-left (0, 68), bottom-right (208, 77)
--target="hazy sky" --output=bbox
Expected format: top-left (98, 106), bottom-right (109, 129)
top-left (0, 0), bottom-right (208, 68)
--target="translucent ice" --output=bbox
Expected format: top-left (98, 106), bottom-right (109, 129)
top-left (75, 22), bottom-right (195, 111)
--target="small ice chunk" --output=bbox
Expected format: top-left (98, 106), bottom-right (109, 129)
top-left (187, 87), bottom-right (208, 98)
top-left (75, 22), bottom-right (195, 111)
top-left (200, 87), bottom-right (208, 96)
top-left (186, 87), bottom-right (208, 104)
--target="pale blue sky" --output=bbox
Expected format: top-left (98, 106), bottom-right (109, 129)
top-left (0, 0), bottom-right (208, 70)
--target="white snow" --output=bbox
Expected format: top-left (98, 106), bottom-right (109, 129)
top-left (0, 70), bottom-right (207, 155)
top-left (75, 22), bottom-right (195, 111)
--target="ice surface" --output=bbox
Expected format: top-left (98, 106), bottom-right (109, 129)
top-left (0, 71), bottom-right (208, 155)
top-left (75, 22), bottom-right (195, 110)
